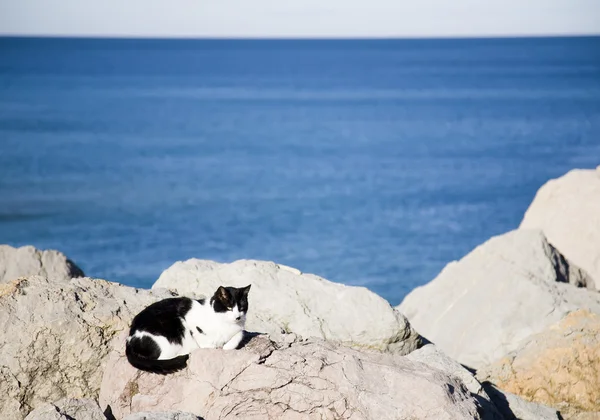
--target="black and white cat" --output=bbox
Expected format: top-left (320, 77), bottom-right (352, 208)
top-left (126, 284), bottom-right (251, 374)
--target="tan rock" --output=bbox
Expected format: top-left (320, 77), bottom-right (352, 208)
top-left (0, 244), bottom-right (84, 283)
top-left (478, 309), bottom-right (600, 418)
top-left (520, 167), bottom-right (600, 289)
top-left (567, 413), bottom-right (600, 420)
top-left (100, 334), bottom-right (486, 420)
top-left (0, 275), bottom-right (173, 420)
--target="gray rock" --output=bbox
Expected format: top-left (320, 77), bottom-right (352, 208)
top-left (24, 398), bottom-right (106, 420)
top-left (398, 229), bottom-right (600, 369)
top-left (0, 275), bottom-right (174, 420)
top-left (123, 412), bottom-right (202, 420)
top-left (406, 345), bottom-right (491, 400)
top-left (154, 259), bottom-right (422, 354)
top-left (0, 244), bottom-right (84, 284)
top-left (100, 333), bottom-right (487, 420)
top-left (482, 383), bottom-right (562, 420)
top-left (520, 167), bottom-right (600, 290)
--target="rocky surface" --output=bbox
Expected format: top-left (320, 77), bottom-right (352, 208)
top-left (100, 333), bottom-right (488, 420)
top-left (154, 259), bottom-right (421, 354)
top-left (0, 244), bottom-right (84, 284)
top-left (1, 268), bottom-right (493, 420)
top-left (478, 309), bottom-right (600, 418)
top-left (0, 275), bottom-right (173, 420)
top-left (520, 167), bottom-right (600, 290)
top-left (398, 229), bottom-right (600, 369)
top-left (123, 412), bottom-right (202, 420)
top-left (23, 398), bottom-right (202, 420)
top-left (23, 398), bottom-right (107, 420)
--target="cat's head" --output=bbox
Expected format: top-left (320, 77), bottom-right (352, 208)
top-left (210, 285), bottom-right (251, 325)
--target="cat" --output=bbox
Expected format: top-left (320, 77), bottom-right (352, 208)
top-left (125, 284), bottom-right (251, 374)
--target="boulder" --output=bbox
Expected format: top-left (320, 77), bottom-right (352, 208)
top-left (398, 229), bottom-right (600, 369)
top-left (23, 398), bottom-right (106, 420)
top-left (478, 309), bottom-right (600, 418)
top-left (520, 167), bottom-right (600, 289)
top-left (154, 259), bottom-right (422, 354)
top-left (100, 333), bottom-right (488, 420)
top-left (0, 275), bottom-right (173, 420)
top-left (0, 244), bottom-right (84, 283)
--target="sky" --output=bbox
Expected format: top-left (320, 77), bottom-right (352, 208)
top-left (1, 0), bottom-right (600, 38)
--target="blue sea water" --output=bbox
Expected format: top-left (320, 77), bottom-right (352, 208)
top-left (1, 37), bottom-right (599, 305)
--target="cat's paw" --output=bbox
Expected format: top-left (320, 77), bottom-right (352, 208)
top-left (222, 340), bottom-right (239, 350)
top-left (222, 331), bottom-right (244, 350)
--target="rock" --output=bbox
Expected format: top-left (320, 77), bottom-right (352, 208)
top-left (482, 383), bottom-right (562, 420)
top-left (0, 275), bottom-right (173, 420)
top-left (0, 244), bottom-right (84, 283)
top-left (24, 398), bottom-right (106, 420)
top-left (520, 167), bottom-right (600, 290)
top-left (568, 413), bottom-right (600, 420)
top-left (123, 412), bottom-right (202, 420)
top-left (100, 333), bottom-right (488, 420)
top-left (406, 344), bottom-right (491, 401)
top-left (478, 309), bottom-right (600, 418)
top-left (398, 229), bottom-right (600, 369)
top-left (154, 259), bottom-right (422, 354)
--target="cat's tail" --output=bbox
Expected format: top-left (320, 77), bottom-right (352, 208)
top-left (125, 344), bottom-right (189, 375)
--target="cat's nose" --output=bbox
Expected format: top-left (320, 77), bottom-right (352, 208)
top-left (235, 315), bottom-right (241, 321)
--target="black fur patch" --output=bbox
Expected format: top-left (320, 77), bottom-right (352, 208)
top-left (127, 335), bottom-right (161, 359)
top-left (210, 285), bottom-right (251, 314)
top-left (128, 297), bottom-right (192, 345)
top-left (126, 341), bottom-right (189, 375)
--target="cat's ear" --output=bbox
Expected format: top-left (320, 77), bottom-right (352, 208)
top-left (241, 284), bottom-right (251, 297)
top-left (216, 286), bottom-right (232, 302)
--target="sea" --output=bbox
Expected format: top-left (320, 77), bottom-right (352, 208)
top-left (1, 36), bottom-right (599, 305)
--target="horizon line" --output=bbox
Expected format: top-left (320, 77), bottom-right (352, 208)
top-left (2, 33), bottom-right (600, 41)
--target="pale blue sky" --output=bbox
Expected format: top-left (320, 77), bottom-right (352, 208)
top-left (1, 0), bottom-right (600, 38)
